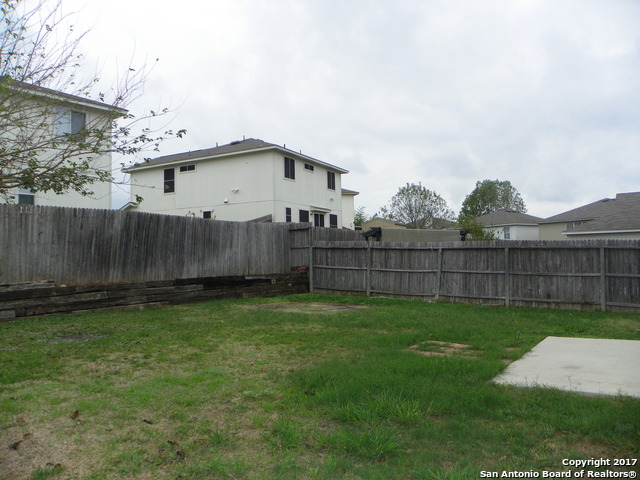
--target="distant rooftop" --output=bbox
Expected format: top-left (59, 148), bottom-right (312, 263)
top-left (476, 209), bottom-right (543, 226)
top-left (541, 192), bottom-right (640, 234)
top-left (123, 138), bottom-right (348, 173)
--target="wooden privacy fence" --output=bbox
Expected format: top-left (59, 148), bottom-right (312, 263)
top-left (310, 240), bottom-right (640, 312)
top-left (0, 205), bottom-right (362, 285)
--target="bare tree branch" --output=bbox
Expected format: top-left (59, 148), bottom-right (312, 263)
top-left (0, 0), bottom-right (185, 200)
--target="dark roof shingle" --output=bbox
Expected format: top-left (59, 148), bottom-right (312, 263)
top-left (476, 209), bottom-right (543, 226)
top-left (123, 138), bottom-right (348, 173)
top-left (541, 192), bottom-right (640, 234)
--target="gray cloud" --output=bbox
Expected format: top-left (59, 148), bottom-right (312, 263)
top-left (60, 0), bottom-right (640, 217)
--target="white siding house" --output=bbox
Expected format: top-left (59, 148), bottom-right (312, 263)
top-left (475, 209), bottom-right (542, 240)
top-left (122, 138), bottom-right (357, 229)
top-left (0, 79), bottom-right (124, 209)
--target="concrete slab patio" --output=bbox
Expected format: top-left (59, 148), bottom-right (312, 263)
top-left (493, 336), bottom-right (640, 398)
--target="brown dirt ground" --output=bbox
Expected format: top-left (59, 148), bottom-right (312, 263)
top-left (406, 340), bottom-right (479, 358)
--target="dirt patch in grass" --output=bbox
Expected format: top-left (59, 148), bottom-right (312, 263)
top-left (1, 415), bottom-right (100, 480)
top-left (407, 342), bottom-right (520, 364)
top-left (239, 302), bottom-right (372, 314)
top-left (407, 340), bottom-right (480, 358)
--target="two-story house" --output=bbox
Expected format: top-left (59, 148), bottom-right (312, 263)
top-left (122, 138), bottom-right (358, 228)
top-left (0, 78), bottom-right (125, 209)
top-left (539, 192), bottom-right (640, 240)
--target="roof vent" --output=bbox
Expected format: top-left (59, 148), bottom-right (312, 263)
top-left (230, 140), bottom-right (241, 145)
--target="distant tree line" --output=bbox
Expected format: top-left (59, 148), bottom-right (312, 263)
top-left (357, 178), bottom-right (527, 241)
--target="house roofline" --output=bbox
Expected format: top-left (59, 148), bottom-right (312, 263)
top-left (565, 229), bottom-right (640, 236)
top-left (122, 140), bottom-right (349, 174)
top-left (539, 217), bottom-right (594, 225)
top-left (485, 223), bottom-right (540, 228)
top-left (1, 76), bottom-right (128, 114)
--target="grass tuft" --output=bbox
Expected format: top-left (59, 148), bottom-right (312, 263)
top-left (320, 426), bottom-right (402, 460)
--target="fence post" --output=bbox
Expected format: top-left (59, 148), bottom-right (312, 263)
top-left (600, 246), bottom-right (607, 311)
top-left (308, 226), bottom-right (314, 293)
top-left (504, 247), bottom-right (510, 307)
top-left (366, 242), bottom-right (372, 297)
top-left (435, 247), bottom-right (443, 300)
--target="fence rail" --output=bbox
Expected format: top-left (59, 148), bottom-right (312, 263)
top-left (310, 240), bottom-right (640, 312)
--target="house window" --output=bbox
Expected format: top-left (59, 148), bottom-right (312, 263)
top-left (503, 226), bottom-right (511, 240)
top-left (203, 211), bottom-right (212, 219)
top-left (55, 109), bottom-right (86, 136)
top-left (566, 221), bottom-right (585, 230)
top-left (179, 164), bottom-right (196, 172)
top-left (284, 157), bottom-right (295, 179)
top-left (329, 214), bottom-right (338, 229)
top-left (17, 188), bottom-right (35, 205)
top-left (314, 213), bottom-right (325, 227)
top-left (163, 168), bottom-right (175, 193)
top-left (327, 171), bottom-right (336, 190)
top-left (304, 163), bottom-right (314, 172)
top-left (299, 209), bottom-right (309, 223)
top-left (285, 207), bottom-right (292, 222)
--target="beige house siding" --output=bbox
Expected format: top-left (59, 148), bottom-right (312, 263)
top-left (362, 218), bottom-right (406, 230)
top-left (538, 223), bottom-right (570, 240)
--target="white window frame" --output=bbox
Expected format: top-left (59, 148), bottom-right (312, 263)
top-left (17, 188), bottom-right (35, 205)
top-left (55, 108), bottom-right (86, 136)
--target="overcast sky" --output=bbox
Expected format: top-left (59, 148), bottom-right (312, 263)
top-left (56, 0), bottom-right (639, 218)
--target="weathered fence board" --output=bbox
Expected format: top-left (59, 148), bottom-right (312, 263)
top-left (4, 205), bottom-right (639, 314)
top-left (310, 240), bottom-right (640, 312)
top-left (0, 205), bottom-right (360, 286)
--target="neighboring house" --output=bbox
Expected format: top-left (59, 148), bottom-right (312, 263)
top-left (362, 217), bottom-right (407, 231)
top-left (341, 188), bottom-right (358, 230)
top-left (539, 192), bottom-right (640, 240)
top-left (365, 228), bottom-right (462, 242)
top-left (362, 217), bottom-right (456, 231)
top-left (1, 78), bottom-right (124, 209)
top-left (475, 209), bottom-right (543, 240)
top-left (362, 217), bottom-right (461, 242)
top-left (122, 138), bottom-right (358, 229)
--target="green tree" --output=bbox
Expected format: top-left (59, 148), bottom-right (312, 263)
top-left (377, 182), bottom-right (454, 229)
top-left (459, 179), bottom-right (527, 219)
top-left (353, 206), bottom-right (368, 227)
top-left (0, 0), bottom-right (184, 200)
top-left (458, 217), bottom-right (496, 241)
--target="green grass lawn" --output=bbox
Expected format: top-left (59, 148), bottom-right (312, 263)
top-left (1, 295), bottom-right (639, 480)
